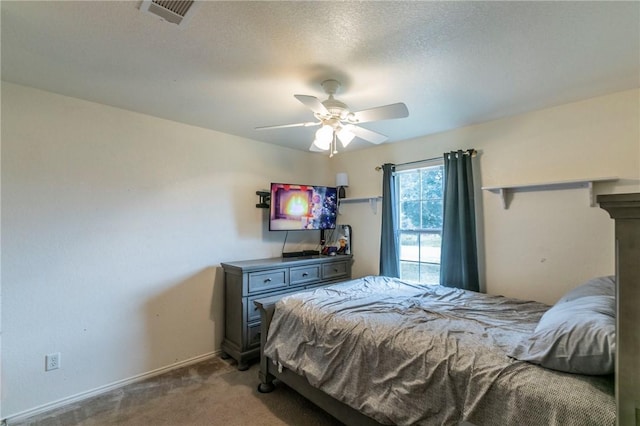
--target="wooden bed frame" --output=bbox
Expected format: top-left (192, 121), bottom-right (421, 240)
top-left (255, 192), bottom-right (639, 426)
top-left (598, 193), bottom-right (640, 426)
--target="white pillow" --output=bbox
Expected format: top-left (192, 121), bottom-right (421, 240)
top-left (556, 276), bottom-right (615, 304)
top-left (509, 294), bottom-right (615, 375)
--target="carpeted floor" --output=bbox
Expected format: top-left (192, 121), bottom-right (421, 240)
top-left (12, 357), bottom-right (344, 426)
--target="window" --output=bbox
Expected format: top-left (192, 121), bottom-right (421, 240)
top-left (396, 162), bottom-right (444, 284)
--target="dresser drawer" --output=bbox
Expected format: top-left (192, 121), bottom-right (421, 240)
top-left (246, 294), bottom-right (264, 322)
top-left (247, 322), bottom-right (261, 349)
top-left (322, 261), bottom-right (349, 280)
top-left (290, 265), bottom-right (321, 285)
top-left (248, 269), bottom-right (287, 293)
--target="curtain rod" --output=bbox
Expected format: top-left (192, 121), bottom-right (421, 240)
top-left (374, 149), bottom-right (477, 171)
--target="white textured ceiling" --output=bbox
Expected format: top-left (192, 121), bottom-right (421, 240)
top-left (2, 1), bottom-right (639, 153)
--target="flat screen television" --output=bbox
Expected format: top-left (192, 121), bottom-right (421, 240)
top-left (269, 183), bottom-right (338, 231)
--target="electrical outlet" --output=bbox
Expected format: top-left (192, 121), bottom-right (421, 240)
top-left (45, 352), bottom-right (61, 371)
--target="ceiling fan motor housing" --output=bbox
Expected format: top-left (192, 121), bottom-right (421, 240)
top-left (319, 80), bottom-right (357, 122)
top-left (321, 79), bottom-right (341, 95)
top-left (321, 98), bottom-right (349, 121)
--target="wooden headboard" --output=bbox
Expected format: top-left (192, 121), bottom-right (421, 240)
top-left (598, 192), bottom-right (640, 426)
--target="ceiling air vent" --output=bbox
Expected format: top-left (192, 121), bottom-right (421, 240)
top-left (140, 0), bottom-right (199, 26)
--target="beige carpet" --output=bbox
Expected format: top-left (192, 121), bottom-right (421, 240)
top-left (12, 357), bottom-right (344, 426)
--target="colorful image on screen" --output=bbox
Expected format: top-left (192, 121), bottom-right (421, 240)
top-left (269, 183), bottom-right (337, 231)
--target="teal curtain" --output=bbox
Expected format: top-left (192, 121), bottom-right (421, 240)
top-left (379, 163), bottom-right (399, 277)
top-left (440, 151), bottom-right (479, 291)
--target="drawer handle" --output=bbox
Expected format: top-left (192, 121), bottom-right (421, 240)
top-left (264, 278), bottom-right (272, 283)
top-left (333, 268), bottom-right (338, 272)
top-left (302, 272), bottom-right (308, 277)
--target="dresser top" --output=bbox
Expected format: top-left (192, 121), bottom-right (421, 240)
top-left (221, 254), bottom-right (352, 272)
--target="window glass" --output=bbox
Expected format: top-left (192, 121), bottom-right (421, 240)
top-left (400, 201), bottom-right (420, 229)
top-left (397, 162), bottom-right (444, 285)
top-left (400, 261), bottom-right (419, 282)
top-left (419, 232), bottom-right (441, 264)
top-left (399, 233), bottom-right (419, 262)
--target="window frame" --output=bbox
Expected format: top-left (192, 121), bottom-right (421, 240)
top-left (394, 159), bottom-right (445, 285)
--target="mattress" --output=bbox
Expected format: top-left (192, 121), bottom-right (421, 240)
top-left (263, 276), bottom-right (615, 425)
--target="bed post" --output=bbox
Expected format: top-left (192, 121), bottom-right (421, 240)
top-left (598, 193), bottom-right (640, 426)
top-left (254, 298), bottom-right (277, 393)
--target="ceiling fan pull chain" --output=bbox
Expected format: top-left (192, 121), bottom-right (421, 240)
top-left (332, 132), bottom-right (338, 157)
top-left (329, 136), bottom-right (334, 157)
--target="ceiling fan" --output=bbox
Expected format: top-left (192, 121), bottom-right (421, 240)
top-left (255, 80), bottom-right (409, 156)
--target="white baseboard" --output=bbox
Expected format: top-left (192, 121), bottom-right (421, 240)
top-left (4, 351), bottom-right (221, 425)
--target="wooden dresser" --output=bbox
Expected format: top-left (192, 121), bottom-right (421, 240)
top-left (221, 255), bottom-right (352, 370)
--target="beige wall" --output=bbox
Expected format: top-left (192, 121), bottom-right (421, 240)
top-left (330, 89), bottom-right (640, 304)
top-left (0, 82), bottom-right (331, 417)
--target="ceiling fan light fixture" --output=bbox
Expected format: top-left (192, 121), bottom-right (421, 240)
top-left (257, 79), bottom-right (409, 154)
top-left (313, 137), bottom-right (331, 150)
top-left (313, 126), bottom-right (333, 150)
top-left (309, 141), bottom-right (325, 152)
top-left (314, 125), bottom-right (333, 149)
top-left (337, 125), bottom-right (355, 147)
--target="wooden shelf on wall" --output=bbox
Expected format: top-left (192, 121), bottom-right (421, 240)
top-left (482, 177), bottom-right (619, 209)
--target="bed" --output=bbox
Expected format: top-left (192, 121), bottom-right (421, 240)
top-left (256, 276), bottom-right (614, 425)
top-left (254, 193), bottom-right (639, 426)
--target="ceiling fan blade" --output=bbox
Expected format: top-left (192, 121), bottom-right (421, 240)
top-left (350, 125), bottom-right (388, 144)
top-left (255, 121), bottom-right (320, 130)
top-left (294, 95), bottom-right (329, 115)
top-left (352, 103), bottom-right (409, 124)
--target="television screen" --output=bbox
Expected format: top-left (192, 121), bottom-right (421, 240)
top-left (269, 183), bottom-right (338, 231)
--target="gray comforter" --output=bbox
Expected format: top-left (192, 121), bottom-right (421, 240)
top-left (263, 276), bottom-right (615, 425)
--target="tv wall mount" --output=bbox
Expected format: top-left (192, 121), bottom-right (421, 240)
top-left (256, 191), bottom-right (270, 209)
